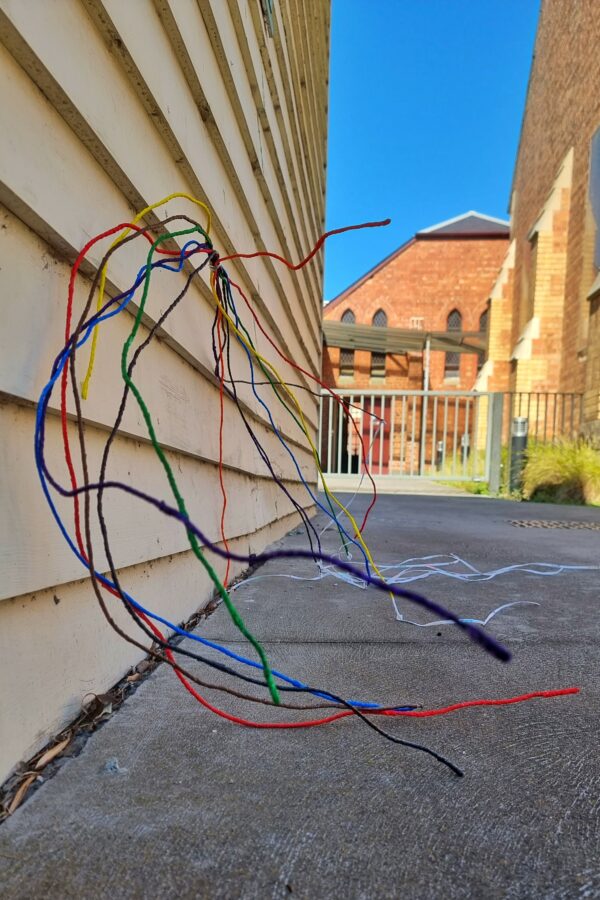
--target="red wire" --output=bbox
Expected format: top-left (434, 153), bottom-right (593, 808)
top-left (57, 220), bottom-right (580, 734)
top-left (60, 223), bottom-right (205, 557)
top-left (56, 221), bottom-right (389, 728)
top-left (132, 685), bottom-right (581, 731)
top-left (61, 223), bottom-right (134, 559)
top-left (213, 279), bottom-right (232, 588)
top-left (228, 276), bottom-right (378, 531)
top-left (381, 687), bottom-right (580, 718)
top-left (217, 218), bottom-right (392, 531)
top-left (220, 218), bottom-right (391, 270)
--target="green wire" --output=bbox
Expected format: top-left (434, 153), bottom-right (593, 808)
top-left (121, 227), bottom-right (280, 704)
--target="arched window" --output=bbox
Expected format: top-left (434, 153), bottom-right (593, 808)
top-left (370, 309), bottom-right (387, 378)
top-left (447, 309), bottom-right (462, 330)
top-left (339, 309), bottom-right (355, 377)
top-left (444, 309), bottom-right (462, 379)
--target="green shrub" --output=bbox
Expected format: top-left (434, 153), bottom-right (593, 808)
top-left (522, 440), bottom-right (600, 505)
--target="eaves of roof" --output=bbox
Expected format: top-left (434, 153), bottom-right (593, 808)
top-left (414, 231), bottom-right (510, 241)
top-left (324, 225), bottom-right (509, 315)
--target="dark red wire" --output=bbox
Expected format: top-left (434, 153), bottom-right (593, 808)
top-left (220, 218), bottom-right (391, 270)
top-left (228, 276), bottom-right (378, 532)
top-left (57, 219), bottom-right (580, 733)
top-left (57, 220), bottom-right (385, 731)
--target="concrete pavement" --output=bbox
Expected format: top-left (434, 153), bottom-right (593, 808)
top-left (1, 494), bottom-right (599, 898)
top-left (318, 475), bottom-right (476, 495)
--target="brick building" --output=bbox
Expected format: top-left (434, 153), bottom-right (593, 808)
top-left (478, 0), bottom-right (600, 438)
top-left (322, 211), bottom-right (509, 392)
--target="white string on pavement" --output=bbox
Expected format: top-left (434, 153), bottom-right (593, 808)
top-left (391, 598), bottom-right (541, 627)
top-left (232, 551), bottom-right (598, 628)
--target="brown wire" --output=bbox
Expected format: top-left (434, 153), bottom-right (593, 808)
top-left (64, 216), bottom-right (350, 712)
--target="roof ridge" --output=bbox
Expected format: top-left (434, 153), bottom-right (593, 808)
top-left (325, 211), bottom-right (509, 308)
top-left (418, 210), bottom-right (510, 234)
top-left (324, 237), bottom-right (415, 311)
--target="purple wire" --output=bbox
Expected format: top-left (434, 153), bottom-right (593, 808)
top-left (35, 250), bottom-right (511, 666)
top-left (39, 447), bottom-right (511, 663)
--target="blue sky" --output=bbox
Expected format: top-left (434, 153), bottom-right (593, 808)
top-left (323, 0), bottom-right (540, 301)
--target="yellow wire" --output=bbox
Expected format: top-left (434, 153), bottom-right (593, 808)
top-left (209, 272), bottom-right (388, 582)
top-left (83, 188), bottom-right (385, 584)
top-left (81, 192), bottom-right (212, 400)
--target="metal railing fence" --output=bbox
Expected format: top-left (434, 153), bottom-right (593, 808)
top-left (318, 389), bottom-right (585, 486)
top-left (503, 392), bottom-right (583, 444)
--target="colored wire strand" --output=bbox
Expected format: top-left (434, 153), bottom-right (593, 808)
top-left (33, 199), bottom-right (580, 776)
top-left (58, 215), bottom-right (284, 705)
top-left (209, 266), bottom-right (384, 577)
top-left (217, 271), bottom-right (363, 562)
top-left (81, 191), bottom-right (212, 399)
top-left (37, 217), bottom-right (413, 709)
top-left (38, 213), bottom-right (512, 663)
top-left (36, 216), bottom-right (510, 712)
top-left (67, 275), bottom-right (465, 775)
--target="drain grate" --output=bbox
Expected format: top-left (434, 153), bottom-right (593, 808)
top-left (511, 519), bottom-right (600, 531)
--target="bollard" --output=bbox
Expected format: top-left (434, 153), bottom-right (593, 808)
top-left (509, 416), bottom-right (529, 492)
top-left (461, 432), bottom-right (470, 468)
top-left (435, 439), bottom-right (444, 471)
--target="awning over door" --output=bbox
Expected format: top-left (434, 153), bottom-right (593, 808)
top-left (323, 321), bottom-right (486, 355)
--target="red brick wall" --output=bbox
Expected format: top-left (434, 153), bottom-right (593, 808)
top-left (323, 235), bottom-right (507, 391)
top-left (506, 0), bottom-right (600, 426)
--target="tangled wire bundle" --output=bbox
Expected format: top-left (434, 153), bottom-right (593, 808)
top-left (35, 192), bottom-right (579, 777)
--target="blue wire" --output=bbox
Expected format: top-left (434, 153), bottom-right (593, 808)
top-left (222, 275), bottom-right (371, 573)
top-left (48, 241), bottom-right (205, 384)
top-left (34, 243), bottom-right (398, 709)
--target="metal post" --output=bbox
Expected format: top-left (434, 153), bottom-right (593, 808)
top-left (423, 335), bottom-right (431, 392)
top-left (461, 399), bottom-right (471, 473)
top-left (419, 336), bottom-right (431, 475)
top-left (461, 430), bottom-right (470, 470)
top-left (509, 416), bottom-right (529, 492)
top-left (410, 395), bottom-right (417, 476)
top-left (487, 392), bottom-right (504, 493)
top-left (326, 395), bottom-right (333, 474)
top-left (435, 440), bottom-right (444, 471)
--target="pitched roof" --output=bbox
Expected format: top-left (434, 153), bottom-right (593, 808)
top-left (325, 211), bottom-right (510, 312)
top-left (416, 210), bottom-right (510, 237)
top-left (324, 237), bottom-right (415, 313)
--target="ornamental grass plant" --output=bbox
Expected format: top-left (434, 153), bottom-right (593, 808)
top-left (522, 439), bottom-right (600, 505)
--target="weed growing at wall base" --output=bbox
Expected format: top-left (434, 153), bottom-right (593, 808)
top-left (522, 439), bottom-right (600, 505)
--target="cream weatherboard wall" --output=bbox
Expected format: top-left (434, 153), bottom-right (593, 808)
top-left (0, 0), bottom-right (329, 783)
